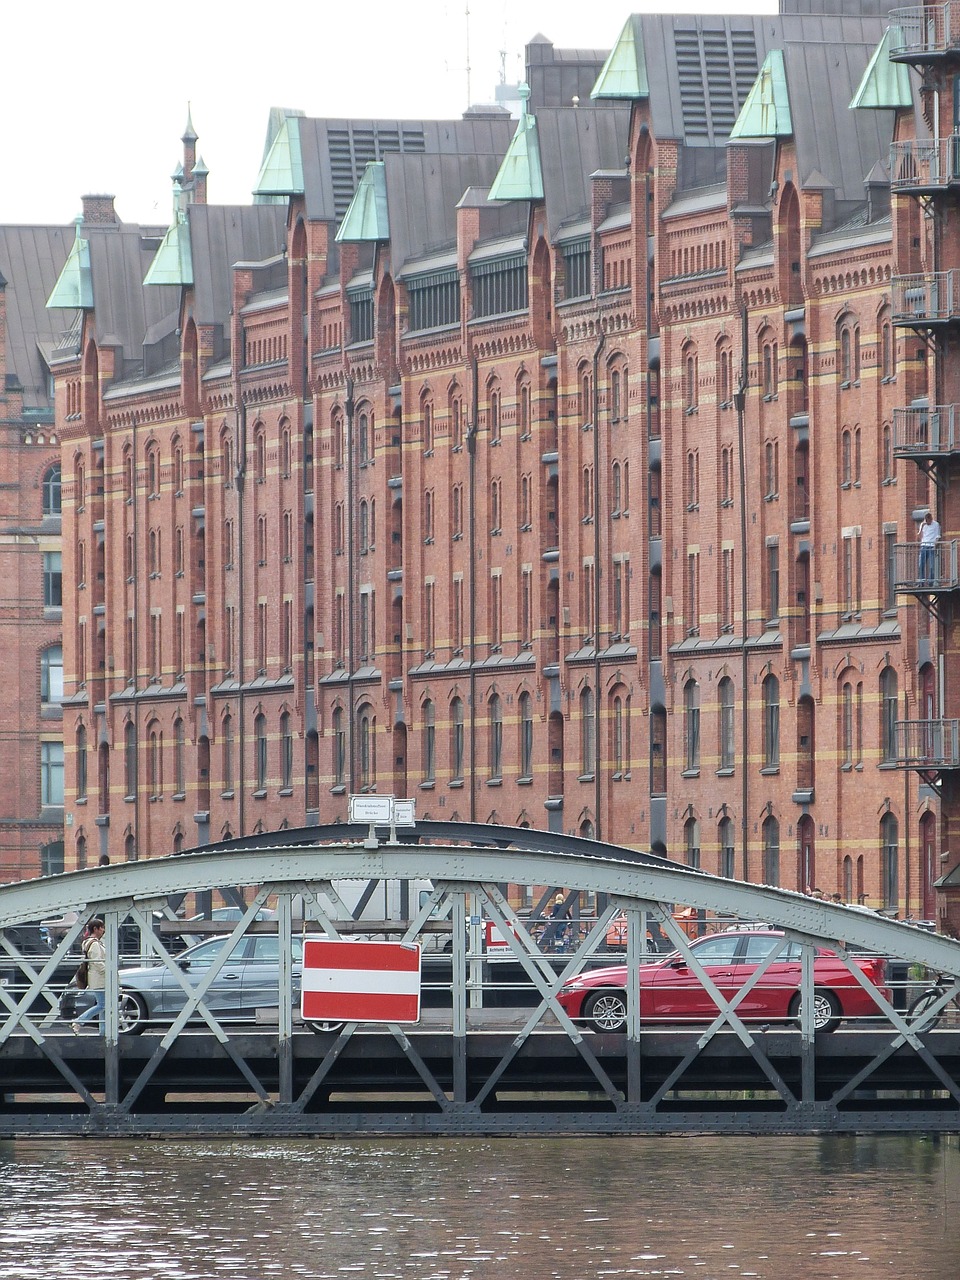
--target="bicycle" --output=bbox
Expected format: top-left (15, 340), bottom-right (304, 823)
top-left (906, 974), bottom-right (960, 1029)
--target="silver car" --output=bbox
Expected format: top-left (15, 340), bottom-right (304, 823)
top-left (117, 933), bottom-right (304, 1033)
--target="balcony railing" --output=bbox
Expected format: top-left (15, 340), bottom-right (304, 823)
top-left (893, 540), bottom-right (960, 592)
top-left (893, 404), bottom-right (960, 456)
top-left (889, 4), bottom-right (960, 57)
top-left (890, 137), bottom-right (960, 191)
top-left (895, 718), bottom-right (960, 768)
top-left (892, 271), bottom-right (960, 324)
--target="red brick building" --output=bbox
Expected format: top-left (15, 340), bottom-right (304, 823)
top-left (0, 224), bottom-right (74, 879)
top-left (46, 4), bottom-right (957, 922)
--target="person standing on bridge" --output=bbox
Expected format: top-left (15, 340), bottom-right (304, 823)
top-left (72, 919), bottom-right (106, 1035)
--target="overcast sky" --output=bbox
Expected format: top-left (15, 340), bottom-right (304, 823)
top-left (4, 0), bottom-right (775, 228)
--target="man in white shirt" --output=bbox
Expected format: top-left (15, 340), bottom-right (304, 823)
top-left (918, 510), bottom-right (941, 584)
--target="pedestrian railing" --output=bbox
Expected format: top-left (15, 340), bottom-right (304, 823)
top-left (893, 271), bottom-right (960, 323)
top-left (889, 4), bottom-right (960, 56)
top-left (890, 138), bottom-right (960, 191)
top-left (895, 718), bottom-right (960, 768)
top-left (893, 539), bottom-right (960, 592)
top-left (893, 404), bottom-right (960, 456)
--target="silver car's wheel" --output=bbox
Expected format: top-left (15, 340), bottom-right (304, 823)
top-left (583, 988), bottom-right (628, 1033)
top-left (118, 992), bottom-right (148, 1034)
top-left (306, 1020), bottom-right (345, 1035)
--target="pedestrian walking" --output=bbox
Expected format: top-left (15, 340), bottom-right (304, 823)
top-left (72, 919), bottom-right (106, 1035)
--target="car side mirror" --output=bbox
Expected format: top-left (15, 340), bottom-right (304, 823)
top-left (178, 958), bottom-right (191, 970)
top-left (668, 958), bottom-right (687, 970)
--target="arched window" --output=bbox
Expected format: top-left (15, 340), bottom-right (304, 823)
top-left (174, 716), bottom-right (185, 795)
top-left (683, 344), bottom-right (698, 410)
top-left (148, 721), bottom-right (162, 797)
top-left (488, 694), bottom-right (503, 779)
top-left (762, 675), bottom-right (780, 769)
top-left (422, 700), bottom-right (436, 783)
top-left (612, 691), bottom-right (629, 775)
top-left (881, 812), bottom-right (899, 909)
top-left (842, 681), bottom-right (854, 766)
top-left (719, 816), bottom-right (735, 879)
top-left (797, 813), bottom-right (815, 891)
top-left (422, 394), bottom-right (434, 454)
top-left (880, 667), bottom-right (899, 762)
top-left (488, 384), bottom-right (501, 443)
top-left (358, 408), bottom-right (371, 465)
top-left (254, 713), bottom-right (267, 791)
top-left (451, 697), bottom-right (464, 782)
top-left (519, 691), bottom-right (534, 779)
top-left (222, 713), bottom-right (234, 793)
top-left (280, 711), bottom-right (293, 789)
top-left (42, 465), bottom-right (61, 516)
top-left (40, 645), bottom-right (63, 704)
top-left (684, 678), bottom-right (700, 772)
top-left (76, 724), bottom-right (88, 801)
top-left (763, 815), bottom-right (780, 886)
top-left (124, 722), bottom-right (137, 798)
top-left (718, 677), bottom-right (735, 771)
top-left (332, 707), bottom-right (345, 787)
top-left (684, 816), bottom-right (701, 869)
top-left (580, 686), bottom-right (596, 775)
top-left (358, 705), bottom-right (376, 789)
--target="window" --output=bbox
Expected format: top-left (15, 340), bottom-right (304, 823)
top-left (762, 815), bottom-right (780, 886)
top-left (581, 686), bottom-right (596, 775)
top-left (685, 817), bottom-right (701, 870)
top-left (651, 707), bottom-right (667, 796)
top-left (766, 542), bottom-right (780, 622)
top-left (281, 712), bottom-right (293, 789)
top-left (148, 721), bottom-right (162, 797)
top-left (881, 667), bottom-right (899, 762)
top-left (684, 679), bottom-right (700, 772)
top-left (562, 239), bottom-right (591, 300)
top-left (686, 451), bottom-right (699, 509)
top-left (42, 466), bottom-right (61, 516)
top-left (451, 698), bottom-right (464, 782)
top-left (333, 708), bottom-right (345, 788)
top-left (358, 706), bottom-right (375, 789)
top-left (76, 725), bottom-right (88, 801)
top-left (40, 742), bottom-right (63, 807)
top-left (124, 722), bottom-right (137, 798)
top-left (408, 270), bottom-right (461, 331)
top-left (471, 255), bottom-right (528, 318)
top-left (612, 692), bottom-right (630, 776)
top-left (718, 344), bottom-right (732, 407)
top-left (762, 337), bottom-right (778, 398)
top-left (683, 345), bottom-right (698, 411)
top-left (763, 674), bottom-right (780, 769)
top-left (842, 529), bottom-right (862, 616)
top-left (842, 682), bottom-right (854, 767)
top-left (40, 646), bottom-right (63, 703)
top-left (43, 552), bottom-right (62, 607)
top-left (764, 439), bottom-right (779, 498)
top-left (719, 677), bottom-right (735, 771)
top-left (422, 395), bottom-right (434, 454)
top-left (719, 816), bottom-right (735, 879)
top-left (349, 288), bottom-right (374, 343)
top-left (720, 446), bottom-right (733, 506)
top-left (255, 713), bottom-right (267, 791)
top-left (841, 429), bottom-right (852, 485)
top-left (489, 694), bottom-right (503, 779)
top-left (222, 713), bottom-right (234, 793)
top-left (519, 692), bottom-right (533, 778)
top-left (881, 812), bottom-right (899, 909)
top-left (423, 700), bottom-right (436, 784)
top-left (488, 385), bottom-right (501, 444)
top-left (174, 717), bottom-right (185, 795)
top-left (686, 552), bottom-right (699, 635)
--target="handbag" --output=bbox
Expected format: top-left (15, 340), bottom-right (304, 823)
top-left (72, 959), bottom-right (89, 990)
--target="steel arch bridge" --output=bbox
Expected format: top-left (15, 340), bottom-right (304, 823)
top-left (1, 821), bottom-right (960, 1137)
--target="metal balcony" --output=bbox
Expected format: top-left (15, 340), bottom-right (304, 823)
top-left (893, 404), bottom-right (960, 457)
top-left (890, 137), bottom-right (960, 193)
top-left (894, 718), bottom-right (960, 769)
top-left (892, 271), bottom-right (960, 326)
top-left (893, 540), bottom-right (960, 594)
top-left (889, 4), bottom-right (960, 58)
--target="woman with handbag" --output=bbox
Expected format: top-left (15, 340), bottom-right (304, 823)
top-left (72, 919), bottom-right (106, 1035)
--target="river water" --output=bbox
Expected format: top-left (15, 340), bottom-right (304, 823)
top-left (0, 1134), bottom-right (956, 1280)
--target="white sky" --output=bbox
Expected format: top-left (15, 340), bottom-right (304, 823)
top-left (4, 0), bottom-right (775, 227)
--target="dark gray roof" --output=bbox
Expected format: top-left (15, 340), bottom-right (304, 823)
top-left (382, 134), bottom-right (516, 273)
top-left (298, 115), bottom-right (516, 224)
top-left (85, 221), bottom-right (180, 375)
top-left (525, 35), bottom-right (611, 110)
top-left (0, 225), bottom-right (75, 413)
top-left (537, 105), bottom-right (632, 240)
top-left (187, 204), bottom-right (288, 326)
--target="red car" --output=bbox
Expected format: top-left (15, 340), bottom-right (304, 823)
top-left (557, 929), bottom-right (889, 1033)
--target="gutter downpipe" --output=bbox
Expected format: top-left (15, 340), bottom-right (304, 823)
top-left (468, 352), bottom-right (479, 824)
top-left (344, 375), bottom-right (357, 792)
top-left (592, 328), bottom-right (606, 839)
top-left (734, 296), bottom-right (750, 880)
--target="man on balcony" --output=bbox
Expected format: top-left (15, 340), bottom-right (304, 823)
top-left (918, 509), bottom-right (941, 585)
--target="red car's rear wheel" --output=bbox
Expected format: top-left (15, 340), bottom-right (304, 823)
top-left (789, 989), bottom-right (840, 1033)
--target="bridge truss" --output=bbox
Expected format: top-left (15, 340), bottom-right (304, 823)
top-left (0, 823), bottom-right (959, 1137)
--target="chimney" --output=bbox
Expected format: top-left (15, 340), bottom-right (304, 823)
top-left (81, 194), bottom-right (117, 225)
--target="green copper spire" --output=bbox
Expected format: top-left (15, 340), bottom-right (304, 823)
top-left (850, 28), bottom-right (913, 110)
top-left (46, 217), bottom-right (93, 309)
top-left (254, 113), bottom-right (304, 197)
top-left (336, 162), bottom-right (389, 243)
top-left (591, 16), bottom-right (649, 99)
top-left (489, 84), bottom-right (544, 202)
top-left (729, 50), bottom-right (792, 140)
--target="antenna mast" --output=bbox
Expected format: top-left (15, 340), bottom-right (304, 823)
top-left (465, 3), bottom-right (472, 109)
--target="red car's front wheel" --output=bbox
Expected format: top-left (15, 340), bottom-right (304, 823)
top-left (583, 988), bottom-right (628, 1033)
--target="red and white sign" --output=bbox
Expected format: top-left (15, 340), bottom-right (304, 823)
top-left (300, 939), bottom-right (422, 1024)
top-left (485, 921), bottom-right (519, 954)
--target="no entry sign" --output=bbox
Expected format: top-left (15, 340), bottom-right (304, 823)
top-left (300, 939), bottom-right (422, 1024)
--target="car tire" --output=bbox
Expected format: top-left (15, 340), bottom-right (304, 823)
top-left (583, 988), bottom-right (628, 1033)
top-left (789, 990), bottom-right (840, 1033)
top-left (118, 992), bottom-right (149, 1034)
top-left (306, 1020), bottom-right (345, 1035)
